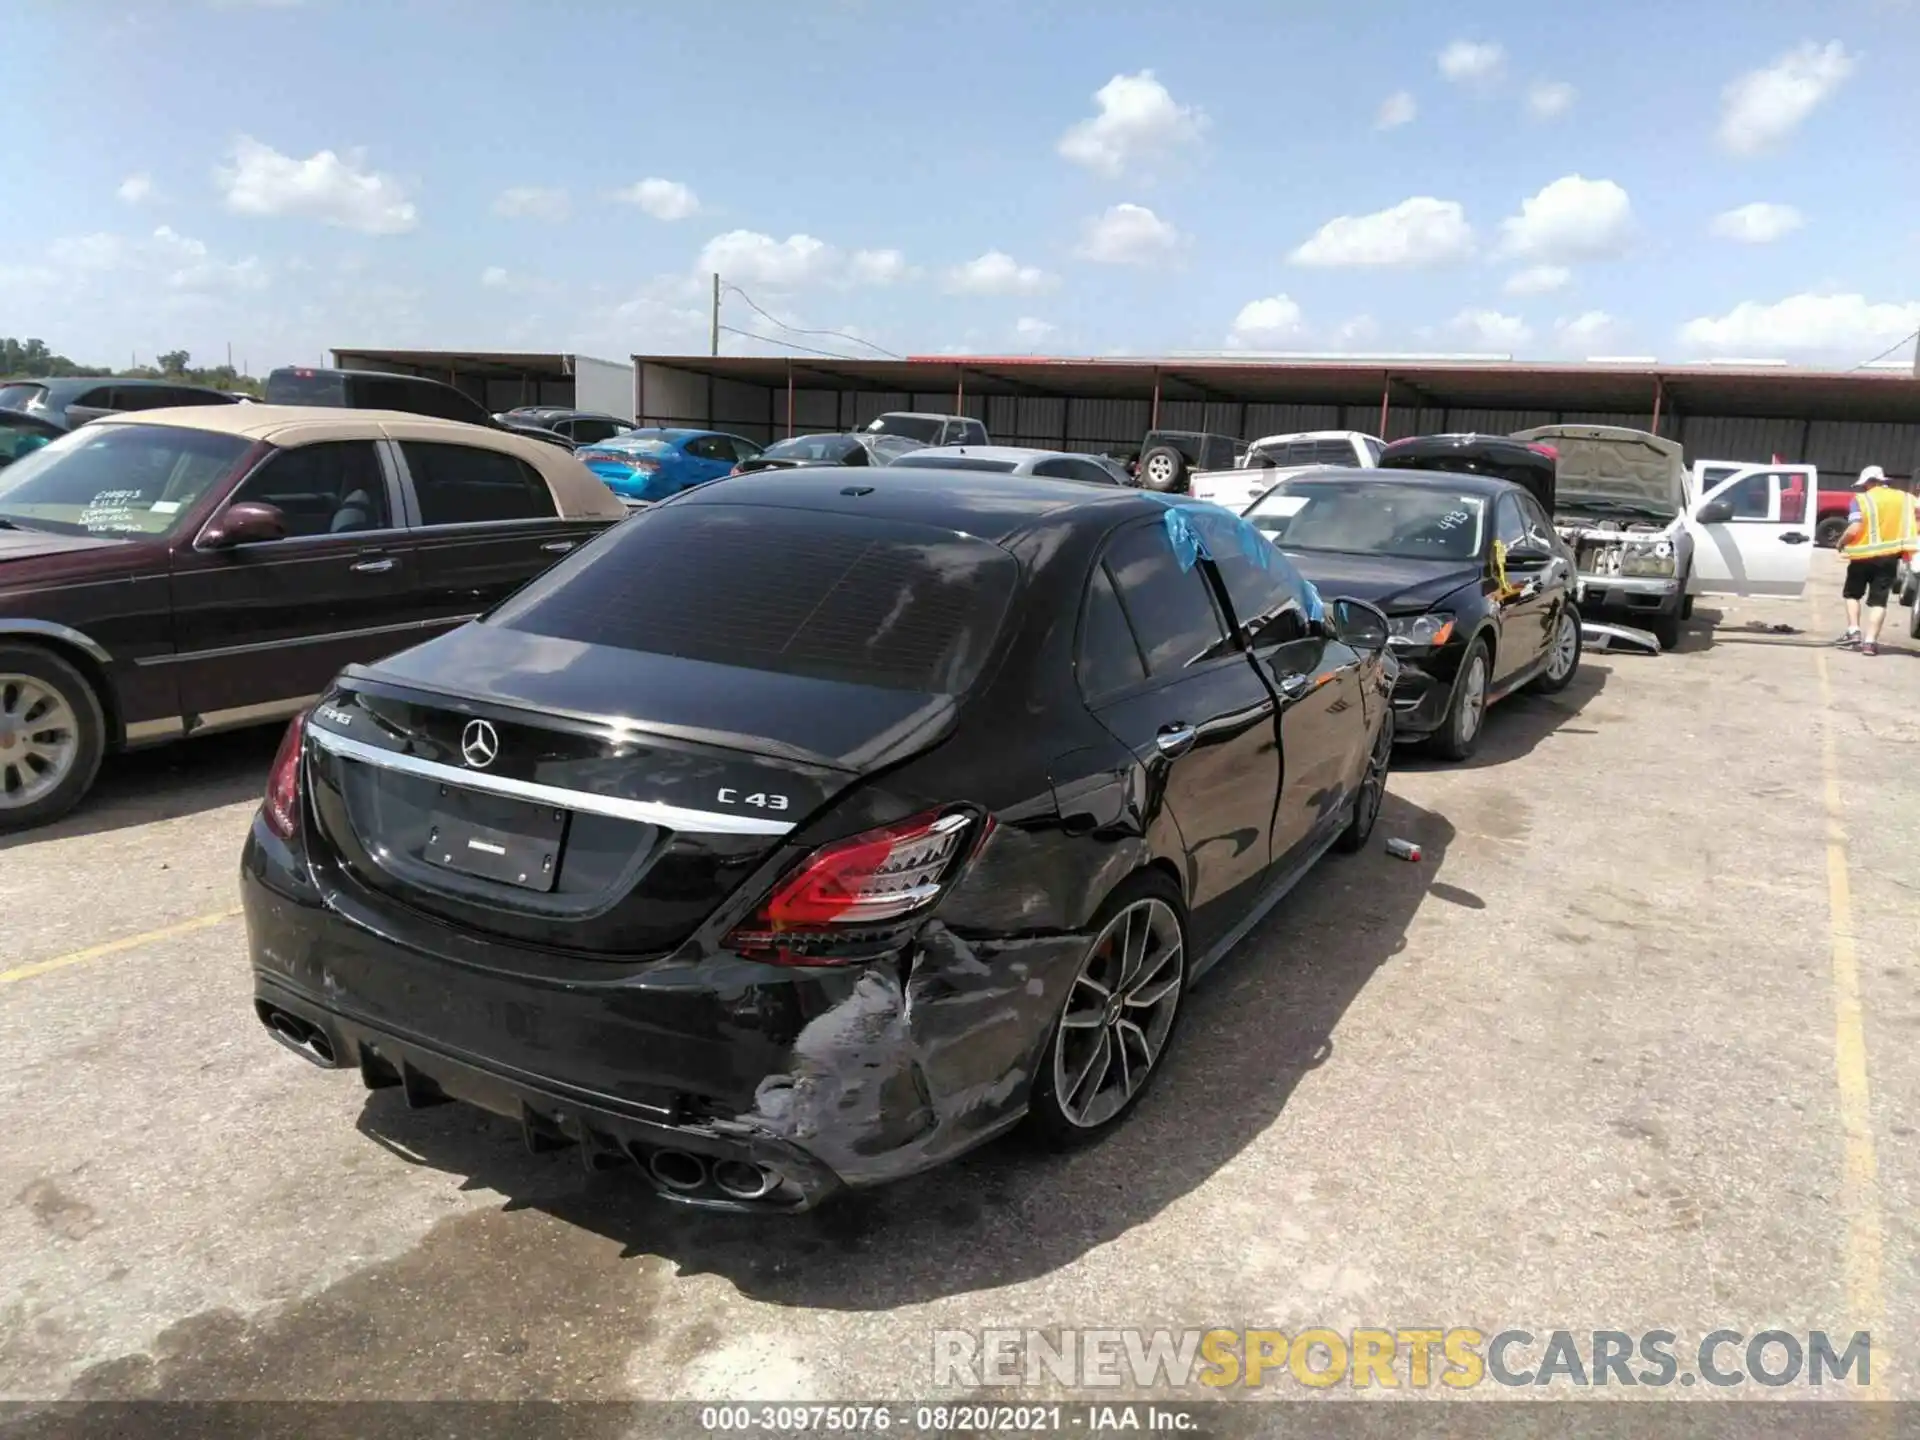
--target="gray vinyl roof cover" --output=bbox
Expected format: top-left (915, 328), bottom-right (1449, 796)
top-left (1513, 424), bottom-right (1686, 513)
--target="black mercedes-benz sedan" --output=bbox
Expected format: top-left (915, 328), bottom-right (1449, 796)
top-left (242, 469), bottom-right (1395, 1210)
top-left (1242, 467), bottom-right (1582, 761)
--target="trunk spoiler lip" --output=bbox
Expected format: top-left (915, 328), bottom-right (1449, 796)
top-left (332, 665), bottom-right (860, 775)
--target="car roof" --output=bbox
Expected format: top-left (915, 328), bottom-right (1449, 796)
top-left (83, 405), bottom-right (628, 520)
top-left (18, 376), bottom-right (223, 400)
top-left (896, 445), bottom-right (1071, 464)
top-left (1250, 430), bottom-right (1372, 445)
top-left (1265, 464), bottom-right (1525, 498)
top-left (873, 411), bottom-right (965, 421)
top-left (674, 464), bottom-right (1151, 543)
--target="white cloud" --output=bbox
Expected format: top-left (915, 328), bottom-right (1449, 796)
top-left (492, 186), bottom-right (569, 222)
top-left (1452, 309), bottom-right (1533, 348)
top-left (1376, 91), bottom-right (1417, 129)
top-left (1680, 292), bottom-right (1920, 357)
top-left (944, 250), bottom-right (1056, 295)
top-left (1556, 310), bottom-right (1619, 347)
top-left (1290, 196), bottom-right (1475, 268)
top-left (219, 136), bottom-right (416, 234)
top-left (848, 248), bottom-right (910, 285)
top-left (1076, 203), bottom-right (1181, 265)
top-left (1335, 315), bottom-right (1381, 347)
top-left (697, 230), bottom-right (834, 286)
top-left (1719, 42), bottom-right (1855, 155)
top-left (1227, 295), bottom-right (1307, 348)
top-left (1527, 81), bottom-right (1576, 119)
top-left (1014, 316), bottom-right (1056, 344)
top-left (1057, 70), bottom-right (1205, 177)
top-left (1506, 264), bottom-right (1572, 295)
top-left (1711, 202), bottom-right (1806, 244)
top-left (117, 174), bottom-right (154, 205)
top-left (613, 177), bottom-right (701, 220)
top-left (481, 266), bottom-right (509, 288)
top-left (1499, 175), bottom-right (1633, 262)
top-left (1438, 40), bottom-right (1505, 84)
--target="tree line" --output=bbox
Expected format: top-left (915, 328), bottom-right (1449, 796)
top-left (1, 337), bottom-right (263, 397)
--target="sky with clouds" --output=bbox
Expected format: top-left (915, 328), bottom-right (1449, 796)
top-left (4, 0), bottom-right (1917, 371)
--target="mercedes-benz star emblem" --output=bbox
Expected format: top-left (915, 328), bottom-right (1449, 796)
top-left (460, 719), bottom-right (500, 770)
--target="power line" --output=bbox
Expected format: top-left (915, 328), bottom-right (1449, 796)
top-left (716, 324), bottom-right (867, 361)
top-left (1850, 328), bottom-right (1920, 370)
top-left (722, 284), bottom-right (904, 359)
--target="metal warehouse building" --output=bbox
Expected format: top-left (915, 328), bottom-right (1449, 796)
top-left (631, 354), bottom-right (1920, 481)
top-left (333, 347), bottom-right (1920, 481)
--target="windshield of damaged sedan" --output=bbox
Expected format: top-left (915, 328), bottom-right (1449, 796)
top-left (761, 435), bottom-right (863, 463)
top-left (1245, 480), bottom-right (1487, 561)
top-left (0, 424), bottom-right (254, 537)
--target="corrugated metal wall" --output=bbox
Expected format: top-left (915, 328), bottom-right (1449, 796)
top-left (630, 362), bottom-right (1920, 476)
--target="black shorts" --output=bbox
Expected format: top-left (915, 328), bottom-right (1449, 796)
top-left (1843, 555), bottom-right (1900, 606)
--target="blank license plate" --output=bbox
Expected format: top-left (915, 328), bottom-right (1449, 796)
top-left (424, 793), bottom-right (568, 893)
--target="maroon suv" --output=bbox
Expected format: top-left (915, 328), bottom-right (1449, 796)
top-left (0, 405), bottom-right (626, 830)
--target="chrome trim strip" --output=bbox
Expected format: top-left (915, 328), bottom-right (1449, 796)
top-left (137, 615), bottom-right (480, 667)
top-left (308, 726), bottom-right (797, 836)
top-left (192, 695), bottom-right (320, 733)
top-left (0, 618), bottom-right (112, 665)
top-left (124, 716), bottom-right (186, 744)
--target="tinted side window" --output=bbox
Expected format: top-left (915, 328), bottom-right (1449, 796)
top-left (1717, 471), bottom-right (1773, 520)
top-left (74, 387), bottom-right (119, 410)
top-left (1078, 561), bottom-right (1148, 700)
top-left (570, 419), bottom-right (623, 444)
top-left (226, 441), bottom-right (390, 538)
top-left (684, 435), bottom-right (731, 461)
top-left (1208, 535), bottom-right (1312, 648)
top-left (1517, 494), bottom-right (1557, 547)
top-left (1103, 523), bottom-right (1228, 676)
top-left (726, 436), bottom-right (762, 461)
top-left (400, 442), bottom-right (557, 525)
top-left (1494, 494), bottom-right (1529, 550)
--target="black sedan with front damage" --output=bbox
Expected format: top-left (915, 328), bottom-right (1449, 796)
top-left (242, 471), bottom-right (1396, 1210)
top-left (1242, 467), bottom-right (1581, 761)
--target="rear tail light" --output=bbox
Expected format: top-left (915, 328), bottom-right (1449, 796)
top-left (727, 809), bottom-right (987, 964)
top-left (729, 464), bottom-right (742, 476)
top-left (1529, 443), bottom-right (1559, 460)
top-left (263, 712), bottom-right (307, 840)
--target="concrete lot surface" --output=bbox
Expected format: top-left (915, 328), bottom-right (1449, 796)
top-left (2, 550), bottom-right (1915, 1413)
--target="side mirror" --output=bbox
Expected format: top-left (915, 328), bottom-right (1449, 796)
top-left (1328, 596), bottom-right (1390, 653)
top-left (1697, 499), bottom-right (1735, 525)
top-left (1504, 541), bottom-right (1552, 569)
top-left (199, 501), bottom-right (287, 548)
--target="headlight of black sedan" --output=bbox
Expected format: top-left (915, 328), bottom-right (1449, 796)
top-left (1386, 612), bottom-right (1456, 651)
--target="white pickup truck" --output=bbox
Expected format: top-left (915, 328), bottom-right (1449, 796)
top-left (1516, 424), bottom-right (1817, 650)
top-left (1187, 429), bottom-right (1383, 512)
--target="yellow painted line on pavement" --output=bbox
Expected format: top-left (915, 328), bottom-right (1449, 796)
top-left (1810, 592), bottom-right (1886, 1395)
top-left (0, 906), bottom-right (243, 986)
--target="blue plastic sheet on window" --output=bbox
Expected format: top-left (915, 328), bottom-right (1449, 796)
top-left (1149, 497), bottom-right (1325, 622)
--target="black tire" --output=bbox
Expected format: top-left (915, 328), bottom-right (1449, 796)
top-left (1137, 444), bottom-right (1188, 494)
top-left (1028, 870), bottom-right (1190, 1149)
top-left (1909, 600), bottom-right (1920, 641)
top-left (1900, 565), bottom-right (1918, 609)
top-left (1530, 605), bottom-right (1583, 695)
top-left (1428, 638), bottom-right (1490, 762)
top-left (0, 643), bottom-right (107, 833)
top-left (1335, 711), bottom-right (1393, 853)
top-left (1680, 594), bottom-right (1696, 620)
top-left (1815, 515), bottom-right (1847, 549)
top-left (1648, 608), bottom-right (1683, 651)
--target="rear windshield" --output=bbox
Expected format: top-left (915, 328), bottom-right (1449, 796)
top-left (488, 502), bottom-right (1020, 693)
top-left (265, 370), bottom-right (346, 405)
top-left (0, 384), bottom-right (47, 411)
top-left (0, 424), bottom-right (254, 537)
top-left (763, 435), bottom-right (860, 462)
top-left (866, 415), bottom-right (945, 443)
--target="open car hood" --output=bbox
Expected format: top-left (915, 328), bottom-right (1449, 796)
top-left (1513, 424), bottom-right (1684, 517)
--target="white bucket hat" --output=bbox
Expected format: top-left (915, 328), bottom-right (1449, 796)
top-left (1856, 465), bottom-right (1886, 488)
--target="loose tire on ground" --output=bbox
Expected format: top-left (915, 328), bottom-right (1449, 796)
top-left (1028, 871), bottom-right (1190, 1149)
top-left (0, 643), bottom-right (107, 833)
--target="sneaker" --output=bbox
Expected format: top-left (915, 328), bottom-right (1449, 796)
top-left (1861, 642), bottom-right (1879, 657)
top-left (1834, 631), bottom-right (1862, 648)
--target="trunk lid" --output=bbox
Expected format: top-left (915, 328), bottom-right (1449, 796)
top-left (306, 624), bottom-right (959, 956)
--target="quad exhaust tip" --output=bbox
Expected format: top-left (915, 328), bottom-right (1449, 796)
top-left (647, 1149), bottom-right (709, 1192)
top-left (711, 1158), bottom-right (780, 1201)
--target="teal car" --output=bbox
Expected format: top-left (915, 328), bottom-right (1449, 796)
top-left (575, 428), bottom-right (762, 503)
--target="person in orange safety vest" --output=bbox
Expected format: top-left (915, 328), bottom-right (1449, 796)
top-left (1834, 465), bottom-right (1918, 656)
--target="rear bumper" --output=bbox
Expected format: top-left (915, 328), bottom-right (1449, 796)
top-left (242, 820), bottom-right (1083, 1209)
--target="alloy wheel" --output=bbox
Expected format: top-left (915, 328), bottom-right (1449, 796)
top-left (0, 673), bottom-right (81, 811)
top-left (1548, 613), bottom-right (1579, 681)
top-left (1052, 897), bottom-right (1185, 1129)
top-left (1457, 654), bottom-right (1488, 745)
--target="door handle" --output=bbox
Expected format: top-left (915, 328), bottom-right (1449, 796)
top-left (1154, 723), bottom-right (1197, 758)
top-left (1780, 532), bottom-right (1810, 544)
top-left (350, 557), bottom-right (395, 574)
top-left (1278, 672), bottom-right (1311, 699)
top-left (541, 539), bottom-right (577, 554)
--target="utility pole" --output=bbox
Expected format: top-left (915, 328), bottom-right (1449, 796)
top-left (710, 272), bottom-right (721, 357)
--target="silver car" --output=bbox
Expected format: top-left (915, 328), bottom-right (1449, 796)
top-left (886, 444), bottom-right (1132, 486)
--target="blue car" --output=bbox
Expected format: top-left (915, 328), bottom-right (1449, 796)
top-left (575, 428), bottom-right (763, 503)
